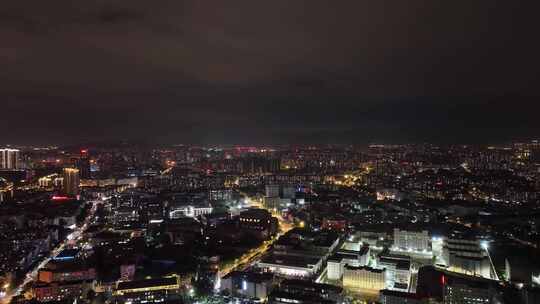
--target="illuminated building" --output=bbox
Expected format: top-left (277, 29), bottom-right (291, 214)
top-left (238, 209), bottom-right (278, 240)
top-left (0, 178), bottom-right (13, 203)
top-left (33, 280), bottom-right (89, 302)
top-left (322, 216), bottom-right (348, 232)
top-left (263, 196), bottom-right (281, 210)
top-left (0, 148), bottom-right (20, 170)
top-left (38, 261), bottom-right (96, 283)
top-left (393, 228), bottom-right (430, 252)
top-left (376, 188), bottom-right (402, 201)
top-left (38, 174), bottom-right (62, 189)
top-left (114, 207), bottom-right (140, 229)
top-left (348, 231), bottom-right (388, 248)
top-left (377, 254), bottom-right (411, 292)
top-left (113, 276), bottom-right (180, 304)
top-left (62, 168), bottom-right (80, 197)
top-left (209, 188), bottom-right (232, 201)
top-left (327, 246), bottom-right (370, 281)
top-left (258, 253), bottom-right (324, 279)
top-left (343, 265), bottom-right (386, 291)
top-left (263, 184), bottom-right (297, 211)
top-left (220, 271), bottom-right (274, 300)
top-left (327, 253), bottom-right (360, 281)
top-left (241, 157), bottom-right (280, 174)
top-left (442, 238), bottom-right (494, 279)
top-left (169, 204), bottom-right (213, 218)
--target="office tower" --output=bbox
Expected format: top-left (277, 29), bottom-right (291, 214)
top-left (0, 148), bottom-right (20, 170)
top-left (0, 178), bottom-right (14, 203)
top-left (63, 168), bottom-right (80, 197)
top-left (74, 149), bottom-right (91, 179)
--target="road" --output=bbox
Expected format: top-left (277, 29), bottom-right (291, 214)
top-left (509, 235), bottom-right (538, 249)
top-left (1, 200), bottom-right (100, 304)
top-left (219, 192), bottom-right (296, 277)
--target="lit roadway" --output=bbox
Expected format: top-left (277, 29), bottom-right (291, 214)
top-left (219, 193), bottom-right (295, 277)
top-left (1, 200), bottom-right (101, 304)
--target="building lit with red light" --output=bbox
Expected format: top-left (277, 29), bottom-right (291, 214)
top-left (322, 217), bottom-right (348, 232)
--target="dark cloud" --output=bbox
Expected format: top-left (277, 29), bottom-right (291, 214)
top-left (1, 0), bottom-right (539, 144)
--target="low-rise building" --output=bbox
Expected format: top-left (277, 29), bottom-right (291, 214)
top-left (220, 271), bottom-right (274, 300)
top-left (377, 253), bottom-right (411, 292)
top-left (169, 204), bottom-right (213, 218)
top-left (239, 209), bottom-right (278, 240)
top-left (327, 246), bottom-right (370, 281)
top-left (258, 254), bottom-right (324, 279)
top-left (416, 266), bottom-right (501, 304)
top-left (113, 276), bottom-right (181, 304)
top-left (393, 228), bottom-right (430, 252)
top-left (33, 280), bottom-right (90, 303)
top-left (343, 265), bottom-right (386, 291)
top-left (269, 279), bottom-right (343, 304)
top-left (322, 216), bottom-right (348, 232)
top-left (38, 261), bottom-right (96, 283)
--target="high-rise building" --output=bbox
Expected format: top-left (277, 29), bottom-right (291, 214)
top-left (0, 148), bottom-right (20, 170)
top-left (0, 178), bottom-right (14, 203)
top-left (62, 168), bottom-right (80, 197)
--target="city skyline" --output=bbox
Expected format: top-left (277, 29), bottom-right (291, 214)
top-left (1, 142), bottom-right (540, 303)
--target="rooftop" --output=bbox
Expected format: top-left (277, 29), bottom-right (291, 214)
top-left (260, 254), bottom-right (322, 269)
top-left (116, 277), bottom-right (179, 291)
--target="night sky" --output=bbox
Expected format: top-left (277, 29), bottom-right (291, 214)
top-left (2, 1), bottom-right (539, 145)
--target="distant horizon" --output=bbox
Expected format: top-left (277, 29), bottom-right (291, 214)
top-left (1, 139), bottom-right (539, 149)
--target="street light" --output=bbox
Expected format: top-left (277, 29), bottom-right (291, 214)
top-left (480, 241), bottom-right (489, 250)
